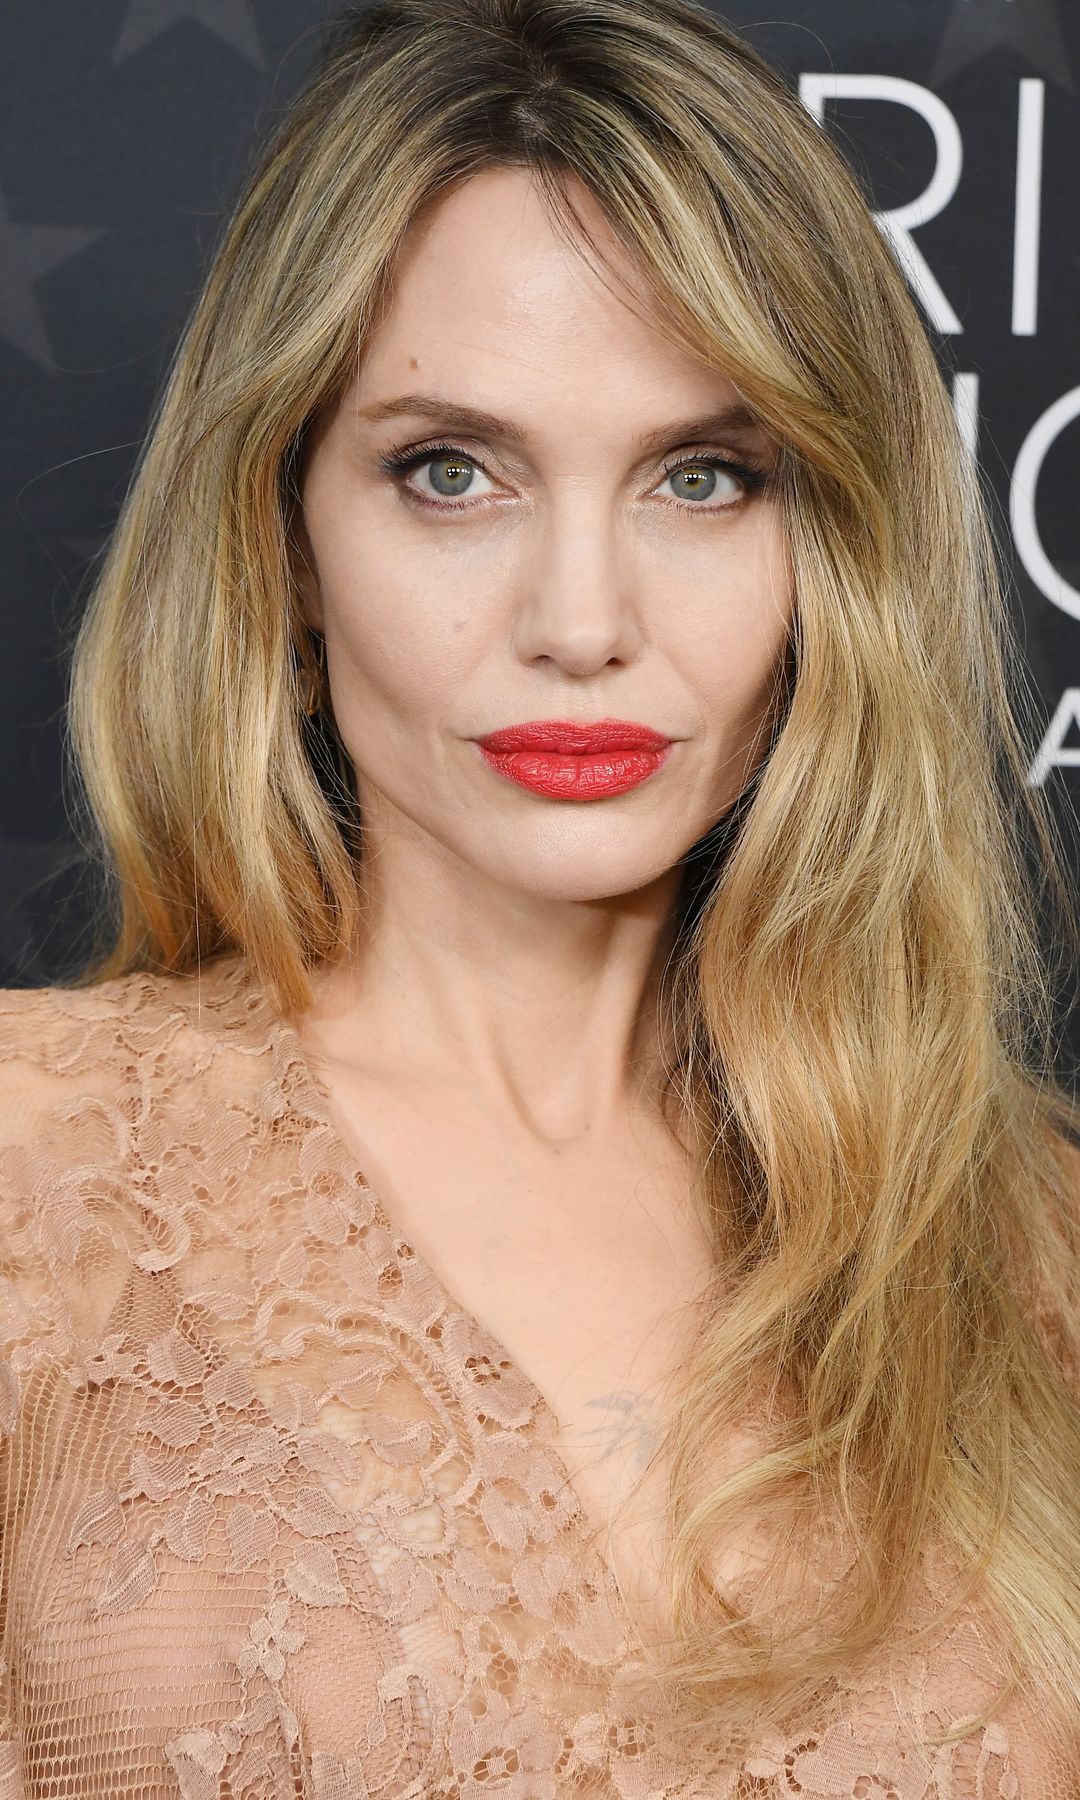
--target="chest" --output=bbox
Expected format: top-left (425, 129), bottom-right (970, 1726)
top-left (312, 1068), bottom-right (720, 1647)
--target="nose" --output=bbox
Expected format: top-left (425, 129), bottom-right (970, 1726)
top-left (510, 498), bottom-right (644, 676)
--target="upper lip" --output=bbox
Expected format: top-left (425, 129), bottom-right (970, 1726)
top-left (476, 718), bottom-right (673, 753)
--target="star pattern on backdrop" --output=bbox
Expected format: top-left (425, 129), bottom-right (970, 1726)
top-left (930, 0), bottom-right (1075, 92)
top-left (0, 183), bottom-right (102, 372)
top-left (114, 0), bottom-right (263, 67)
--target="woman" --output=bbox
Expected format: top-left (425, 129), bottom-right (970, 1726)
top-left (1, 0), bottom-right (1078, 1792)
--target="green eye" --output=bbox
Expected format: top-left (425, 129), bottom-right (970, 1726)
top-left (658, 454), bottom-right (767, 510)
top-left (424, 453), bottom-right (479, 496)
top-left (378, 441), bottom-right (769, 513)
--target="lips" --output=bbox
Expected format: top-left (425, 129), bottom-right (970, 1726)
top-left (474, 717), bottom-right (675, 800)
top-left (476, 718), bottom-right (672, 754)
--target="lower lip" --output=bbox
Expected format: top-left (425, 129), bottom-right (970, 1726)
top-left (476, 743), bottom-right (673, 799)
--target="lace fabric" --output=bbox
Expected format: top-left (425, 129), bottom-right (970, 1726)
top-left (0, 951), bottom-right (1076, 1798)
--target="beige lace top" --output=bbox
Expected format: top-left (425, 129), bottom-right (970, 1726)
top-left (0, 951), bottom-right (1077, 1799)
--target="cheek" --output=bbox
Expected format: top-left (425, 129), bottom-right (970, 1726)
top-left (671, 521), bottom-right (793, 714)
top-left (315, 513), bottom-right (480, 705)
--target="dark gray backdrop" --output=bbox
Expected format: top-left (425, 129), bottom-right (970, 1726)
top-left (3, 1), bottom-right (1079, 1084)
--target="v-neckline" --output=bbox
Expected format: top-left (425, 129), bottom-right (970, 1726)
top-left (241, 953), bottom-right (667, 1665)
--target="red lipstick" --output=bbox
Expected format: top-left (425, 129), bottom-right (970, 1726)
top-left (475, 717), bottom-right (674, 800)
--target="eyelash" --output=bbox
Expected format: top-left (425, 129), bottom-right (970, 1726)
top-left (376, 439), bottom-right (770, 516)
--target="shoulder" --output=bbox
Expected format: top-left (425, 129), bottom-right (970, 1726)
top-left (0, 955), bottom-right (266, 1440)
top-left (0, 954), bottom-right (250, 1081)
top-left (0, 952), bottom-right (269, 1136)
top-left (0, 967), bottom-right (187, 1196)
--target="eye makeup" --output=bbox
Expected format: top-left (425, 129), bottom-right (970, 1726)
top-left (376, 438), bottom-right (772, 516)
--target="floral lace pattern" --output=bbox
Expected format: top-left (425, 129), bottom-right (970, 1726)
top-left (0, 952), bottom-right (1076, 1798)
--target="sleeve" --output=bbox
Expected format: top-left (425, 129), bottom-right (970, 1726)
top-left (0, 990), bottom-right (87, 1790)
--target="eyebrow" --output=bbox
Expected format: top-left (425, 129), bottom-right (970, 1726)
top-left (356, 392), bottom-right (770, 455)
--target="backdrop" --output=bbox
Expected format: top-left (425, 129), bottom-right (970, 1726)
top-left (2, 0), bottom-right (1078, 1083)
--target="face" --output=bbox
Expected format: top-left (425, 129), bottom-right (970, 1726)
top-left (293, 165), bottom-right (794, 905)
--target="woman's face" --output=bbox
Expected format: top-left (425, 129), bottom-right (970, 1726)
top-left (294, 165), bottom-right (793, 904)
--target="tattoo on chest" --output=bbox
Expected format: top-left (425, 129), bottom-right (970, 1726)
top-left (570, 1389), bottom-right (662, 1469)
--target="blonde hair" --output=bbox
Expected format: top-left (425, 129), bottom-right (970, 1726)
top-left (62, 0), bottom-right (1080, 1750)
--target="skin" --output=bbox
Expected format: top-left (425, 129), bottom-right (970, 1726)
top-left (290, 163), bottom-right (795, 1151)
top-left (286, 169), bottom-right (797, 1617)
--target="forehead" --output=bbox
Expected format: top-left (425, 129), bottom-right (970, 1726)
top-left (336, 166), bottom-right (751, 432)
top-left (381, 165), bottom-right (646, 330)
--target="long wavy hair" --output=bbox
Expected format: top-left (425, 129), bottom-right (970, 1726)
top-left (61, 0), bottom-right (1080, 1751)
